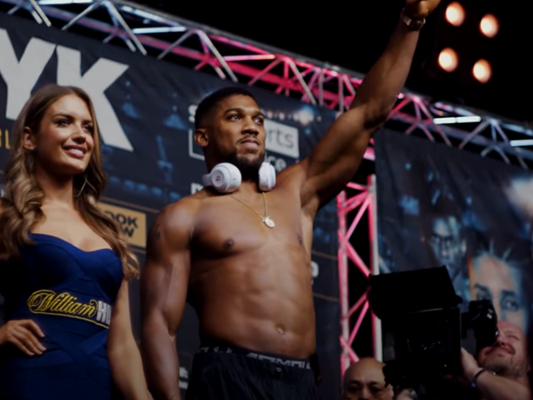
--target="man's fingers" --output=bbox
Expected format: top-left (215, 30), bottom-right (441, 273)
top-left (21, 320), bottom-right (45, 338)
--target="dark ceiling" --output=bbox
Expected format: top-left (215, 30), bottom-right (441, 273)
top-left (136, 0), bottom-right (532, 124)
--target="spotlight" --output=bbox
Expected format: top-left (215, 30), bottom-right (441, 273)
top-left (438, 48), bottom-right (459, 72)
top-left (473, 59), bottom-right (492, 83)
top-left (445, 2), bottom-right (465, 27)
top-left (480, 14), bottom-right (499, 38)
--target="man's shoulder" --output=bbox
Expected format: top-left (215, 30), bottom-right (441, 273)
top-left (159, 196), bottom-right (201, 219)
top-left (153, 196), bottom-right (202, 234)
top-left (276, 160), bottom-right (309, 190)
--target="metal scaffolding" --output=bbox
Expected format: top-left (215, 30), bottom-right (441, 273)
top-left (1, 0), bottom-right (532, 168)
top-left (337, 175), bottom-right (381, 373)
top-left (2, 0), bottom-right (532, 377)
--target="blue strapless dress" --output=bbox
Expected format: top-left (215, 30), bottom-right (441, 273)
top-left (0, 233), bottom-right (124, 400)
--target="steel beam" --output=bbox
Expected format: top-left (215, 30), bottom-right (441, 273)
top-left (0, 0), bottom-right (530, 168)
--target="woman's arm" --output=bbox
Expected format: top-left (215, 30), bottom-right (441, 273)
top-left (108, 280), bottom-right (150, 400)
top-left (0, 199), bottom-right (48, 356)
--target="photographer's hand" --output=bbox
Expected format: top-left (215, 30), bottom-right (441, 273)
top-left (460, 348), bottom-right (483, 381)
top-left (460, 348), bottom-right (532, 400)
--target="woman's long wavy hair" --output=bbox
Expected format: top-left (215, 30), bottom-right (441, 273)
top-left (0, 84), bottom-right (139, 279)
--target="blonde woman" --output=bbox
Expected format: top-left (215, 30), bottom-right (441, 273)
top-left (0, 84), bottom-right (150, 400)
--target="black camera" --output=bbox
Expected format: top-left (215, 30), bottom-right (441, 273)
top-left (462, 298), bottom-right (499, 352)
top-left (367, 267), bottom-right (498, 398)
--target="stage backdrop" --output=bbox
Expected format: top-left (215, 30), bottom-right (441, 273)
top-left (0, 13), bottom-right (341, 398)
top-left (375, 128), bottom-right (533, 349)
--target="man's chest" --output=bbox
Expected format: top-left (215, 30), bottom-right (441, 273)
top-left (191, 196), bottom-right (311, 257)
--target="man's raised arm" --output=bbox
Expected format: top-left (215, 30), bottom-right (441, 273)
top-left (141, 200), bottom-right (197, 400)
top-left (297, 0), bottom-right (441, 211)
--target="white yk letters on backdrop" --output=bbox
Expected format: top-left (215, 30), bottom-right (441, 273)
top-left (0, 29), bottom-right (132, 151)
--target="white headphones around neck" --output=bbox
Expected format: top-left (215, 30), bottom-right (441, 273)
top-left (202, 162), bottom-right (276, 193)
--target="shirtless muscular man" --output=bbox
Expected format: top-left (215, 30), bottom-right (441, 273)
top-left (141, 1), bottom-right (441, 398)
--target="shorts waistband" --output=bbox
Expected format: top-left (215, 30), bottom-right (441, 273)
top-left (198, 344), bottom-right (311, 369)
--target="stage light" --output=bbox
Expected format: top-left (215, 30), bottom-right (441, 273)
top-left (473, 59), bottom-right (492, 83)
top-left (445, 2), bottom-right (465, 27)
top-left (433, 116), bottom-right (482, 124)
top-left (480, 14), bottom-right (499, 38)
top-left (132, 26), bottom-right (187, 34)
top-left (438, 48), bottom-right (459, 72)
top-left (38, 0), bottom-right (92, 4)
top-left (510, 139), bottom-right (533, 147)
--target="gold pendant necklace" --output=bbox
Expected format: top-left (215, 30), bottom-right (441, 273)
top-left (229, 192), bottom-right (275, 228)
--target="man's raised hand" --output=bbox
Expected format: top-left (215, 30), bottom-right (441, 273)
top-left (404, 0), bottom-right (442, 20)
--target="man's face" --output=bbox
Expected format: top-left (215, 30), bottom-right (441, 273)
top-left (477, 321), bottom-right (530, 378)
top-left (428, 216), bottom-right (465, 275)
top-left (198, 94), bottom-right (266, 173)
top-left (471, 255), bottom-right (527, 332)
top-left (342, 359), bottom-right (393, 400)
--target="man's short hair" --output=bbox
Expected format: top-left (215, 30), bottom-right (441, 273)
top-left (194, 86), bottom-right (257, 130)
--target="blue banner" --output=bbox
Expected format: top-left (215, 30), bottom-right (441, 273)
top-left (376, 128), bottom-right (533, 349)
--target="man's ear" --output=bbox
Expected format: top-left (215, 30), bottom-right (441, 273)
top-left (194, 128), bottom-right (209, 149)
top-left (22, 127), bottom-right (37, 151)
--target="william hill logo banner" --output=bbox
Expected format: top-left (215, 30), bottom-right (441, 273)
top-left (98, 202), bottom-right (146, 249)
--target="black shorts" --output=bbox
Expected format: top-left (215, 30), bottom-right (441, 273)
top-left (185, 345), bottom-right (322, 400)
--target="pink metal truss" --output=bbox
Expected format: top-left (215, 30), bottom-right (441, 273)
top-left (2, 0), bottom-right (532, 168)
top-left (337, 179), bottom-right (379, 374)
top-left (4, 0), bottom-right (533, 379)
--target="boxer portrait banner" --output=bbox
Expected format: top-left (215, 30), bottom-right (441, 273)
top-left (0, 13), bottom-right (341, 397)
top-left (375, 128), bottom-right (533, 347)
